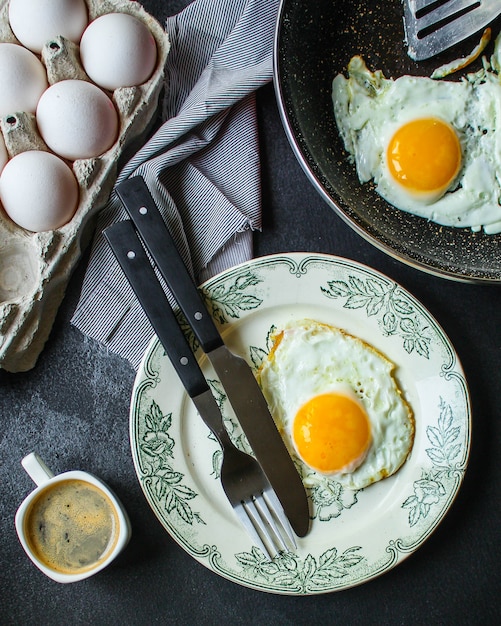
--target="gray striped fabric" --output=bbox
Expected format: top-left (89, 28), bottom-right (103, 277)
top-left (71, 0), bottom-right (279, 369)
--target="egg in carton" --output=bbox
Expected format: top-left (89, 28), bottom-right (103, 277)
top-left (0, 0), bottom-right (170, 372)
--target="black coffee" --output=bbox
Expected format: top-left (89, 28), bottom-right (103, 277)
top-left (25, 478), bottom-right (118, 574)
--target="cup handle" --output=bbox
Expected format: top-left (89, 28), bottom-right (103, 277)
top-left (22, 452), bottom-right (54, 486)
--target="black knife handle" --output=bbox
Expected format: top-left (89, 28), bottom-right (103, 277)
top-left (115, 177), bottom-right (224, 354)
top-left (104, 220), bottom-right (208, 399)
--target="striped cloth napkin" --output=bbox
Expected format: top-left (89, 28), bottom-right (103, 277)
top-left (71, 0), bottom-right (279, 368)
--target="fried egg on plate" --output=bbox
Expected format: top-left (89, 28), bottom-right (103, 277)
top-left (332, 45), bottom-right (501, 234)
top-left (257, 319), bottom-right (414, 490)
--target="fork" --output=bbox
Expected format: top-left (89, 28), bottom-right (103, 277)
top-left (403, 0), bottom-right (501, 61)
top-left (104, 219), bottom-right (297, 559)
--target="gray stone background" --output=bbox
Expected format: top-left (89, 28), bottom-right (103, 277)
top-left (1, 1), bottom-right (500, 624)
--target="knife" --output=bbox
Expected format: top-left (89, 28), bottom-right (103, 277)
top-left (115, 175), bottom-right (309, 538)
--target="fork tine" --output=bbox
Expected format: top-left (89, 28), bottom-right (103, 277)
top-left (260, 488), bottom-right (297, 550)
top-left (249, 496), bottom-right (290, 554)
top-left (233, 501), bottom-right (274, 558)
top-left (242, 498), bottom-right (283, 558)
top-left (240, 492), bottom-right (295, 558)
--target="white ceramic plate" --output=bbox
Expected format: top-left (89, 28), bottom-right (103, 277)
top-left (130, 253), bottom-right (471, 594)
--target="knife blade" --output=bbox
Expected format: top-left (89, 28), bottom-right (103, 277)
top-left (115, 176), bottom-right (309, 538)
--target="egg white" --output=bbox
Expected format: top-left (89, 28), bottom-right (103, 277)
top-left (332, 52), bottom-right (501, 234)
top-left (257, 319), bottom-right (415, 490)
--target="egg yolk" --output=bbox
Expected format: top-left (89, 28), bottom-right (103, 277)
top-left (387, 118), bottom-right (461, 197)
top-left (292, 393), bottom-right (371, 474)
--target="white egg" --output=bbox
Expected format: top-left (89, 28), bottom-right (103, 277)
top-left (0, 133), bottom-right (8, 173)
top-left (9, 0), bottom-right (88, 54)
top-left (332, 53), bottom-right (501, 234)
top-left (80, 13), bottom-right (157, 91)
top-left (0, 43), bottom-right (48, 117)
top-left (36, 79), bottom-right (119, 160)
top-left (257, 319), bottom-right (414, 490)
top-left (0, 150), bottom-right (79, 232)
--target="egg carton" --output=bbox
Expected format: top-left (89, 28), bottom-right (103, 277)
top-left (0, 0), bottom-right (170, 372)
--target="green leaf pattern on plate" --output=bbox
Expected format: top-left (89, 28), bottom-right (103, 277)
top-left (235, 545), bottom-right (364, 593)
top-left (402, 398), bottom-right (463, 527)
top-left (203, 271), bottom-right (263, 324)
top-left (140, 399), bottom-right (205, 526)
top-left (206, 378), bottom-right (253, 479)
top-left (307, 477), bottom-right (360, 522)
top-left (321, 276), bottom-right (432, 358)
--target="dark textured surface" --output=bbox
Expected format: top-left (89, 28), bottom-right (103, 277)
top-left (276, 0), bottom-right (501, 281)
top-left (1, 1), bottom-right (501, 624)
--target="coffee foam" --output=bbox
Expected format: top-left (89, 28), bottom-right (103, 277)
top-left (25, 478), bottom-right (119, 574)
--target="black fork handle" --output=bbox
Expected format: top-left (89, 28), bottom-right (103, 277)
top-left (104, 219), bottom-right (207, 399)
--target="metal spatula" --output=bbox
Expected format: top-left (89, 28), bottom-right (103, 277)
top-left (403, 0), bottom-right (501, 61)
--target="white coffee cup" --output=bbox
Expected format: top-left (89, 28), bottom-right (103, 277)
top-left (15, 452), bottom-right (131, 583)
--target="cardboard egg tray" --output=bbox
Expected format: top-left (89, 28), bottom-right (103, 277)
top-left (0, 0), bottom-right (170, 372)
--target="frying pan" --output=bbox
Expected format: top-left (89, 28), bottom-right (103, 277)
top-left (274, 0), bottom-right (501, 282)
